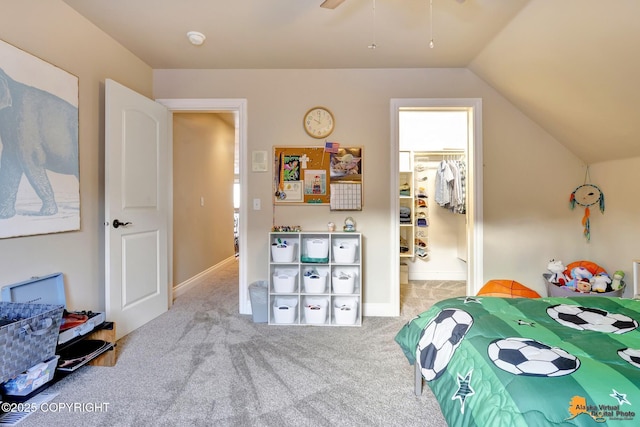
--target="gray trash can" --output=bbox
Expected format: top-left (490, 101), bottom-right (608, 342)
top-left (248, 280), bottom-right (268, 323)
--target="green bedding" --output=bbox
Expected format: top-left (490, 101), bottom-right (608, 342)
top-left (395, 296), bottom-right (640, 426)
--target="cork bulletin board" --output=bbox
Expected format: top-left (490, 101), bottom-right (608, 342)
top-left (273, 146), bottom-right (363, 209)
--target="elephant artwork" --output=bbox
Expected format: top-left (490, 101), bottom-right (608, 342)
top-left (0, 65), bottom-right (79, 236)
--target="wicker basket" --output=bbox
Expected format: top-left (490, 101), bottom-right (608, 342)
top-left (0, 302), bottom-right (64, 384)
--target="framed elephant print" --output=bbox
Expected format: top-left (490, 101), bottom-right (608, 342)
top-left (0, 40), bottom-right (79, 238)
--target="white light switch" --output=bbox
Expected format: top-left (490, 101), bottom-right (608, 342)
top-left (253, 198), bottom-right (261, 210)
top-left (200, 196), bottom-right (205, 207)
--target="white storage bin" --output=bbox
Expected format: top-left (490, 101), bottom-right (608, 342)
top-left (305, 238), bottom-right (329, 260)
top-left (273, 269), bottom-right (298, 293)
top-left (271, 243), bottom-right (296, 263)
top-left (332, 271), bottom-right (357, 294)
top-left (303, 272), bottom-right (327, 293)
top-left (333, 242), bottom-right (357, 263)
top-left (303, 297), bottom-right (328, 324)
top-left (334, 297), bottom-right (358, 325)
top-left (273, 296), bottom-right (298, 324)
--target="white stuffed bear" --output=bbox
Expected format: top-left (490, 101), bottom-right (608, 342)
top-left (547, 259), bottom-right (569, 285)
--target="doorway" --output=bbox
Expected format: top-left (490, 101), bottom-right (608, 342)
top-left (400, 110), bottom-right (467, 280)
top-left (390, 99), bottom-right (483, 312)
top-left (172, 112), bottom-right (237, 285)
top-left (156, 98), bottom-right (250, 314)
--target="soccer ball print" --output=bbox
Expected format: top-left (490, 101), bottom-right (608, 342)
top-left (417, 308), bottom-right (473, 381)
top-left (618, 348), bottom-right (640, 369)
top-left (546, 304), bottom-right (638, 334)
top-left (487, 337), bottom-right (580, 377)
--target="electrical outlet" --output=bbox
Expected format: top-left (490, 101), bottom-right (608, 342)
top-left (253, 198), bottom-right (261, 210)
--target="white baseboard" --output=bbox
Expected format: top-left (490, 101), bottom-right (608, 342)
top-left (363, 302), bottom-right (399, 317)
top-left (172, 256), bottom-right (237, 299)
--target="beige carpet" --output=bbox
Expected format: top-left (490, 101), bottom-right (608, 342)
top-left (16, 260), bottom-right (465, 427)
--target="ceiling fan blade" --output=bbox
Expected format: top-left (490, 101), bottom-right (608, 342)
top-left (320, 0), bottom-right (346, 9)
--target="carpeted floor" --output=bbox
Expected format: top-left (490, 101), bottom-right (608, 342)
top-left (16, 260), bottom-right (465, 426)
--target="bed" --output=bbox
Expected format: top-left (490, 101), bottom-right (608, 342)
top-left (395, 296), bottom-right (640, 426)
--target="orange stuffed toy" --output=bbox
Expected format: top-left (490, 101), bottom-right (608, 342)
top-left (564, 260), bottom-right (606, 277)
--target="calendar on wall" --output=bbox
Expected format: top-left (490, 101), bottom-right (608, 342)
top-left (330, 183), bottom-right (362, 211)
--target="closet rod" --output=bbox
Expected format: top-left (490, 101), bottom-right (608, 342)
top-left (413, 149), bottom-right (465, 157)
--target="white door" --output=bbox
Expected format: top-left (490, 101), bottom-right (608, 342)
top-left (105, 79), bottom-right (170, 340)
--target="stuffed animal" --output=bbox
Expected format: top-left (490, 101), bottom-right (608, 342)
top-left (590, 272), bottom-right (611, 293)
top-left (547, 259), bottom-right (569, 285)
top-left (566, 266), bottom-right (593, 290)
top-left (576, 280), bottom-right (592, 293)
top-left (611, 270), bottom-right (625, 291)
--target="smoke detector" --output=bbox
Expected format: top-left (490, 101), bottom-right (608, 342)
top-left (187, 31), bottom-right (206, 46)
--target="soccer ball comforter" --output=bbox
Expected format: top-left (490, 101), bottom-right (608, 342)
top-left (395, 296), bottom-right (640, 427)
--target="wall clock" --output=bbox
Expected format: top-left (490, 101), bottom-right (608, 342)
top-left (303, 106), bottom-right (334, 139)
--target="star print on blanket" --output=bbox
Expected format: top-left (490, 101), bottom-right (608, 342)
top-left (452, 370), bottom-right (475, 414)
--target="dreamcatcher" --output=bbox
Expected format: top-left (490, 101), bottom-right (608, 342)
top-left (569, 168), bottom-right (605, 242)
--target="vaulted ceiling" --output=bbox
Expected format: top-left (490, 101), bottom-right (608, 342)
top-left (62, 0), bottom-right (640, 164)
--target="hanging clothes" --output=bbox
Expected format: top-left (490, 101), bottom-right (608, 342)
top-left (434, 157), bottom-right (466, 213)
top-left (435, 160), bottom-right (453, 207)
top-left (449, 159), bottom-right (462, 209)
top-left (456, 160), bottom-right (466, 214)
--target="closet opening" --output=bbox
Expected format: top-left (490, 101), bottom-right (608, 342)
top-left (390, 99), bottom-right (483, 315)
top-left (400, 111), bottom-right (468, 280)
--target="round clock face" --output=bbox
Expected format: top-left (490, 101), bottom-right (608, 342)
top-left (304, 107), bottom-right (334, 138)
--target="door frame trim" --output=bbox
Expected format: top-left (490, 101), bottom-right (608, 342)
top-left (390, 98), bottom-right (483, 309)
top-left (156, 98), bottom-right (249, 314)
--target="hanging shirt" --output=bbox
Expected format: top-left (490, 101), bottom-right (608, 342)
top-left (456, 160), bottom-right (466, 214)
top-left (449, 160), bottom-right (463, 212)
top-left (435, 160), bottom-right (453, 207)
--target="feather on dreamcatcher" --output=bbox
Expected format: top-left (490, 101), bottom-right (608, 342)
top-left (569, 168), bottom-right (604, 242)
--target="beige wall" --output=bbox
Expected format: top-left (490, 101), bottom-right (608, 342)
top-left (153, 68), bottom-right (591, 303)
top-left (589, 157), bottom-right (640, 296)
top-left (0, 1), bottom-right (153, 311)
top-left (173, 113), bottom-right (235, 285)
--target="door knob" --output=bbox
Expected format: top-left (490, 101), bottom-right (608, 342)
top-left (112, 219), bottom-right (132, 228)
